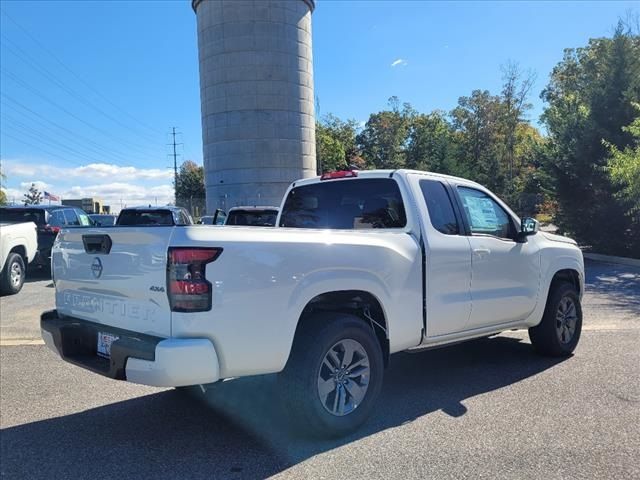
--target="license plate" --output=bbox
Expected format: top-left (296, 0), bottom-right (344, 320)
top-left (97, 332), bottom-right (119, 359)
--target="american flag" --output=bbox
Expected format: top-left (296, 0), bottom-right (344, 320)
top-left (44, 191), bottom-right (60, 202)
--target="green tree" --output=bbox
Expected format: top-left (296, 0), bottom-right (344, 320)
top-left (606, 106), bottom-right (640, 211)
top-left (406, 111), bottom-right (459, 175)
top-left (605, 104), bottom-right (640, 255)
top-left (316, 122), bottom-right (346, 173)
top-left (357, 97), bottom-right (414, 169)
top-left (0, 168), bottom-right (7, 206)
top-left (23, 183), bottom-right (42, 205)
top-left (451, 90), bottom-right (504, 191)
top-left (541, 22), bottom-right (640, 255)
top-left (175, 160), bottom-right (205, 216)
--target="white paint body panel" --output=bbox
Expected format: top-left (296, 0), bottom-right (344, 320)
top-left (50, 170), bottom-right (584, 386)
top-left (0, 222), bottom-right (38, 272)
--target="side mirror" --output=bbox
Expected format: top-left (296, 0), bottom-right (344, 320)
top-left (519, 217), bottom-right (539, 240)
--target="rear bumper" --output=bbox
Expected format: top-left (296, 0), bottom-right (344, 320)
top-left (40, 310), bottom-right (220, 387)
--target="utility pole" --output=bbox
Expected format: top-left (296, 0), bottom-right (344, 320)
top-left (168, 127), bottom-right (183, 202)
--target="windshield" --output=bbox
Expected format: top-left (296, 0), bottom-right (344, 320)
top-left (226, 210), bottom-right (278, 226)
top-left (0, 208), bottom-right (46, 225)
top-left (116, 210), bottom-right (174, 226)
top-left (280, 178), bottom-right (406, 229)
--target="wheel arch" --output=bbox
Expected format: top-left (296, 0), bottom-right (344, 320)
top-left (9, 245), bottom-right (27, 262)
top-left (292, 290), bottom-right (390, 367)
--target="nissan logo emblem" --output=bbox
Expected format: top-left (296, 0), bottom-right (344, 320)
top-left (91, 257), bottom-right (103, 279)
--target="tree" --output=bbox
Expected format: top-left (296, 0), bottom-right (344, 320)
top-left (541, 22), bottom-right (640, 255)
top-left (451, 90), bottom-right (504, 191)
top-left (0, 168), bottom-right (7, 206)
top-left (316, 123), bottom-right (346, 173)
top-left (605, 104), bottom-right (640, 255)
top-left (500, 61), bottom-right (536, 192)
top-left (357, 97), bottom-right (414, 169)
top-left (406, 111), bottom-right (459, 175)
top-left (175, 160), bottom-right (205, 216)
top-left (23, 183), bottom-right (42, 205)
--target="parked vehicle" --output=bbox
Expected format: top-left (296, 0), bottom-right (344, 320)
top-left (0, 221), bottom-right (37, 295)
top-left (0, 205), bottom-right (92, 268)
top-left (41, 169), bottom-right (584, 437)
top-left (225, 206), bottom-right (279, 226)
top-left (198, 209), bottom-right (226, 225)
top-left (116, 206), bottom-right (193, 226)
top-left (88, 214), bottom-right (117, 226)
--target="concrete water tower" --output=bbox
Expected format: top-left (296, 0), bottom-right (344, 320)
top-left (192, 0), bottom-right (317, 212)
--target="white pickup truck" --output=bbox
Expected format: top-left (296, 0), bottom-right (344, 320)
top-left (41, 169), bottom-right (584, 436)
top-left (0, 221), bottom-right (37, 295)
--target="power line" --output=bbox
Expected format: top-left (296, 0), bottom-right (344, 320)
top-left (0, 34), bottom-right (162, 145)
top-left (0, 7), bottom-right (164, 137)
top-left (1, 96), bottom-right (144, 164)
top-left (1, 113), bottom-right (110, 166)
top-left (1, 68), bottom-right (162, 161)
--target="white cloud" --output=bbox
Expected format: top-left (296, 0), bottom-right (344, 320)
top-left (3, 161), bottom-right (173, 182)
top-left (391, 58), bottom-right (408, 67)
top-left (20, 181), bottom-right (49, 191)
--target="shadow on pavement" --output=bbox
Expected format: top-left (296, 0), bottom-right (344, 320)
top-left (25, 267), bottom-right (52, 285)
top-left (584, 259), bottom-right (640, 312)
top-left (0, 336), bottom-right (566, 479)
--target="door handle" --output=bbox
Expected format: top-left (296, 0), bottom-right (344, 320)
top-left (473, 248), bottom-right (491, 255)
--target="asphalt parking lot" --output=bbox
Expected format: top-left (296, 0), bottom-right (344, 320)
top-left (1, 260), bottom-right (639, 479)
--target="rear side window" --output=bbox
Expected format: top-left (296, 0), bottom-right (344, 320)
top-left (117, 210), bottom-right (174, 226)
top-left (280, 178), bottom-right (406, 229)
top-left (420, 180), bottom-right (459, 235)
top-left (0, 208), bottom-right (45, 225)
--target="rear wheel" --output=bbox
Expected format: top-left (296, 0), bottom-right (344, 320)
top-left (280, 313), bottom-right (384, 437)
top-left (1, 253), bottom-right (26, 295)
top-left (529, 282), bottom-right (582, 356)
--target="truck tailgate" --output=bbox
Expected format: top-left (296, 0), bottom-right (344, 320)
top-left (52, 227), bottom-right (174, 337)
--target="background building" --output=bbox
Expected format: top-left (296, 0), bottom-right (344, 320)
top-left (62, 198), bottom-right (103, 214)
top-left (192, 0), bottom-right (317, 212)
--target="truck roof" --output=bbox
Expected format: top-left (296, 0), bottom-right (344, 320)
top-left (291, 169), bottom-right (484, 188)
top-left (228, 206), bottom-right (279, 212)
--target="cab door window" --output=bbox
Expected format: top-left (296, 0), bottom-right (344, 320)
top-left (457, 187), bottom-right (515, 240)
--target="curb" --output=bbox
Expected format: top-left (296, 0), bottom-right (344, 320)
top-left (583, 253), bottom-right (640, 268)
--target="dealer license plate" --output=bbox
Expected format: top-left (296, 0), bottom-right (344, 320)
top-left (97, 332), bottom-right (119, 359)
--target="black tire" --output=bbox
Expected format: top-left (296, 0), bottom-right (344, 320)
top-left (529, 281), bottom-right (582, 356)
top-left (0, 253), bottom-right (26, 295)
top-left (279, 313), bottom-right (384, 438)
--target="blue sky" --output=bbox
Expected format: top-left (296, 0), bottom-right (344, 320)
top-left (0, 0), bottom-right (636, 209)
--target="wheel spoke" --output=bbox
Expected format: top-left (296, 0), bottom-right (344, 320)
top-left (341, 341), bottom-right (356, 368)
top-left (344, 380), bottom-right (366, 405)
top-left (326, 349), bottom-right (340, 370)
top-left (317, 378), bottom-right (335, 401)
top-left (336, 385), bottom-right (347, 415)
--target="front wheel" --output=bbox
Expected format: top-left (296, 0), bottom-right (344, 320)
top-left (529, 282), bottom-right (582, 356)
top-left (280, 313), bottom-right (384, 437)
top-left (0, 253), bottom-right (26, 295)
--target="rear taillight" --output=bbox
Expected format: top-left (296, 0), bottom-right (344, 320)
top-left (40, 225), bottom-right (61, 234)
top-left (167, 247), bottom-right (222, 312)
